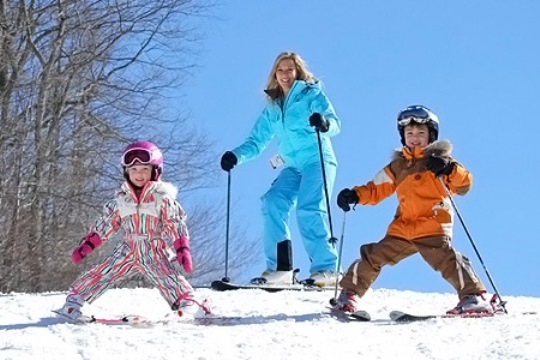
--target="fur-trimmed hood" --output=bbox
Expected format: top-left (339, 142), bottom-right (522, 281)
top-left (392, 139), bottom-right (453, 161)
top-left (154, 181), bottom-right (179, 199)
top-left (120, 180), bottom-right (178, 200)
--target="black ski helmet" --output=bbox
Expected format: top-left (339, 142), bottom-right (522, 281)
top-left (397, 105), bottom-right (439, 146)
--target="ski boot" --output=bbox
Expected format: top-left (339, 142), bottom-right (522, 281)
top-left (306, 270), bottom-right (340, 288)
top-left (446, 293), bottom-right (493, 314)
top-left (333, 289), bottom-right (360, 313)
top-left (54, 294), bottom-right (84, 320)
top-left (249, 270), bottom-right (295, 286)
top-left (172, 295), bottom-right (212, 319)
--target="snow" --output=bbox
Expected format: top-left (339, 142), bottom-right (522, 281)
top-left (1, 287), bottom-right (539, 360)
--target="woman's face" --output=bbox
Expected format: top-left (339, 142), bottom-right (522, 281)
top-left (275, 58), bottom-right (297, 93)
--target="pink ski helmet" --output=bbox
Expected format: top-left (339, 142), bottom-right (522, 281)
top-left (121, 141), bottom-right (163, 180)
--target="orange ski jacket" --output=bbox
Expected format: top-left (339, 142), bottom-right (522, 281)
top-left (352, 140), bottom-right (472, 240)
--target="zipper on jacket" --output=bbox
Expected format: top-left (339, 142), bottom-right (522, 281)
top-left (280, 80), bottom-right (300, 122)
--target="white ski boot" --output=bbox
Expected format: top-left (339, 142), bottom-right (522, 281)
top-left (307, 270), bottom-right (340, 287)
top-left (173, 296), bottom-right (212, 319)
top-left (54, 294), bottom-right (84, 320)
top-left (334, 289), bottom-right (360, 313)
top-left (446, 294), bottom-right (492, 314)
top-left (250, 270), bottom-right (294, 286)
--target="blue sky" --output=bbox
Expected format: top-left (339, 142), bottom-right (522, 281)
top-left (180, 1), bottom-right (540, 297)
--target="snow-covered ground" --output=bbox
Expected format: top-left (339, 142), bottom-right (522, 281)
top-left (1, 287), bottom-right (539, 360)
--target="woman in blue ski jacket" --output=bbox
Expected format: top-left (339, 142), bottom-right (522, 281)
top-left (220, 51), bottom-right (341, 287)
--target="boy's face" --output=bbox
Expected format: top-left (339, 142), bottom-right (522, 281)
top-left (404, 123), bottom-right (430, 149)
top-left (127, 164), bottom-right (153, 187)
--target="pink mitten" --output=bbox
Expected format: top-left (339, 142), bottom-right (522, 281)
top-left (173, 236), bottom-right (192, 273)
top-left (71, 232), bottom-right (103, 264)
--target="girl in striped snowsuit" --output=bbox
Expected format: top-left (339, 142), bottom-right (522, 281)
top-left (55, 141), bottom-right (209, 320)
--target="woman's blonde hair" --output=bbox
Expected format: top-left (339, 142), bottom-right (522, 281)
top-left (264, 51), bottom-right (316, 101)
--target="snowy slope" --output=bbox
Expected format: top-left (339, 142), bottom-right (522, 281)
top-left (1, 287), bottom-right (539, 360)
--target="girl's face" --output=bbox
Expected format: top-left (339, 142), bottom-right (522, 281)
top-left (275, 58), bottom-right (297, 94)
top-left (127, 164), bottom-right (153, 187)
top-left (404, 124), bottom-right (430, 149)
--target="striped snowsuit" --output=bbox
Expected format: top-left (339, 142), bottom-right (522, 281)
top-left (69, 181), bottom-right (193, 308)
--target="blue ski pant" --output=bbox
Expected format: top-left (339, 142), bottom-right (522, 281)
top-left (260, 161), bottom-right (338, 274)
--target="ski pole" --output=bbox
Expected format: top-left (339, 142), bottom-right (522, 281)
top-left (329, 212), bottom-right (347, 306)
top-left (223, 170), bottom-right (232, 283)
top-left (315, 129), bottom-right (337, 245)
top-left (438, 177), bottom-right (507, 313)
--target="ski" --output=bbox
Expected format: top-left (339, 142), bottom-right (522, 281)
top-left (389, 310), bottom-right (497, 323)
top-left (390, 310), bottom-right (537, 323)
top-left (325, 307), bottom-right (371, 322)
top-left (52, 309), bottom-right (136, 326)
top-left (88, 314), bottom-right (147, 326)
top-left (52, 310), bottom-right (240, 327)
top-left (210, 280), bottom-right (327, 292)
top-left (106, 314), bottom-right (244, 327)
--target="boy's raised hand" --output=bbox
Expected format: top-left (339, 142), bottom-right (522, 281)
top-left (427, 155), bottom-right (456, 177)
top-left (337, 188), bottom-right (359, 212)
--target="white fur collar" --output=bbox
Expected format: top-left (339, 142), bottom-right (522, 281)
top-left (154, 181), bottom-right (178, 199)
top-left (392, 139), bottom-right (453, 160)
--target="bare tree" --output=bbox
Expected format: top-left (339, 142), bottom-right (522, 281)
top-left (0, 0), bottom-right (256, 293)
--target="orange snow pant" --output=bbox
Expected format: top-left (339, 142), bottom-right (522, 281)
top-left (340, 234), bottom-right (486, 298)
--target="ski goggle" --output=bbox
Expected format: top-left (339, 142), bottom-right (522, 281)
top-left (397, 107), bottom-right (435, 127)
top-left (121, 148), bottom-right (153, 167)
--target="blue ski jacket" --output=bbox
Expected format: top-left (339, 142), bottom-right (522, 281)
top-left (232, 80), bottom-right (340, 169)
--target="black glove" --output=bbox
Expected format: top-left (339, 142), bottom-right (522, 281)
top-left (337, 188), bottom-right (359, 212)
top-left (220, 151), bottom-right (238, 172)
top-left (426, 155), bottom-right (455, 177)
top-left (309, 113), bottom-right (329, 133)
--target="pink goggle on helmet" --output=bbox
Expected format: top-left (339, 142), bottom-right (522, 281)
top-left (121, 141), bottom-right (164, 173)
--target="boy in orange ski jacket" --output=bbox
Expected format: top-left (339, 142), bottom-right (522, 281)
top-left (334, 105), bottom-right (493, 315)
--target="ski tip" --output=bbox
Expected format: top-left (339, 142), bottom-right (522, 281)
top-left (325, 307), bottom-right (371, 322)
top-left (329, 298), bottom-right (338, 306)
top-left (389, 310), bottom-right (438, 322)
top-left (389, 310), bottom-right (406, 321)
top-left (210, 280), bottom-right (228, 290)
top-left (350, 310), bottom-right (371, 321)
